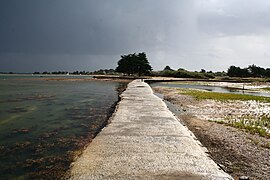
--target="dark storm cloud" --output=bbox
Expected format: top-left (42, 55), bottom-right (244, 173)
top-left (0, 0), bottom-right (270, 72)
top-left (0, 0), bottom-right (193, 55)
top-left (0, 0), bottom-right (119, 54)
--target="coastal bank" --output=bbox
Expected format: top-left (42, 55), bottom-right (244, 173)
top-left (68, 79), bottom-right (232, 179)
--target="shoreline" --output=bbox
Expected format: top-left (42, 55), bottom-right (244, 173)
top-left (153, 86), bottom-right (270, 179)
top-left (64, 81), bottom-right (129, 178)
top-left (2, 74), bottom-right (270, 90)
top-left (2, 76), bottom-right (268, 178)
top-left (0, 78), bottom-right (130, 179)
top-left (68, 80), bottom-right (232, 179)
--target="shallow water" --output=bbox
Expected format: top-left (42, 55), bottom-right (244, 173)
top-left (0, 74), bottom-right (93, 79)
top-left (0, 77), bottom-right (125, 179)
top-left (151, 82), bottom-right (270, 97)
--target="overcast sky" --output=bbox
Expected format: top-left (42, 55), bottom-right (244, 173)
top-left (0, 0), bottom-right (270, 72)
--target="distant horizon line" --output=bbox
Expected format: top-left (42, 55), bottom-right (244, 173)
top-left (1, 64), bottom-right (269, 74)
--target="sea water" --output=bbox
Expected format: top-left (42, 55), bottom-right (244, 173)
top-left (0, 76), bottom-right (126, 179)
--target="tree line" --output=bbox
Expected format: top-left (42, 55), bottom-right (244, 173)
top-left (114, 53), bottom-right (228, 78)
top-left (33, 71), bottom-right (91, 75)
top-left (32, 69), bottom-right (117, 75)
top-left (115, 52), bottom-right (152, 76)
top-left (24, 52), bottom-right (270, 78)
top-left (153, 65), bottom-right (270, 79)
top-left (227, 65), bottom-right (270, 77)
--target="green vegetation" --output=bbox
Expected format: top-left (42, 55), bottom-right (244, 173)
top-left (180, 88), bottom-right (270, 138)
top-left (214, 115), bottom-right (270, 138)
top-left (262, 87), bottom-right (270, 91)
top-left (262, 142), bottom-right (270, 149)
top-left (91, 69), bottom-right (116, 75)
top-left (152, 64), bottom-right (270, 79)
top-left (151, 67), bottom-right (221, 79)
top-left (228, 64), bottom-right (270, 78)
top-left (29, 63), bottom-right (270, 79)
top-left (178, 88), bottom-right (270, 102)
top-left (32, 69), bottom-right (117, 75)
top-left (6, 61), bottom-right (270, 79)
top-left (116, 52), bottom-right (152, 76)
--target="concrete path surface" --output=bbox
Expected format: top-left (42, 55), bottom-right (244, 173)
top-left (69, 80), bottom-right (232, 180)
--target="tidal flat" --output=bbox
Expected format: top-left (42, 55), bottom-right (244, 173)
top-left (0, 76), bottom-right (128, 179)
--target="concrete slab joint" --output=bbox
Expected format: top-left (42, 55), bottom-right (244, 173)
top-left (69, 79), bottom-right (233, 180)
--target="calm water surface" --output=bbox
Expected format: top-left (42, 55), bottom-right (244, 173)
top-left (151, 82), bottom-right (270, 97)
top-left (0, 76), bottom-right (126, 179)
top-left (0, 74), bottom-right (93, 79)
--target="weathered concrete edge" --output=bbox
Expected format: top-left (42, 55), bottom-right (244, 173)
top-left (144, 80), bottom-right (232, 179)
top-left (146, 82), bottom-right (208, 152)
top-left (64, 84), bottom-right (126, 179)
top-left (67, 80), bottom-right (233, 179)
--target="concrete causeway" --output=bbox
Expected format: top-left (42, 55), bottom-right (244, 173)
top-left (69, 80), bottom-right (232, 180)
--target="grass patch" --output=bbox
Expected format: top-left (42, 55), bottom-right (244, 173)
top-left (262, 87), bottom-right (270, 91)
top-left (262, 142), bottom-right (270, 149)
top-left (178, 88), bottom-right (270, 102)
top-left (212, 115), bottom-right (270, 138)
top-left (230, 120), bottom-right (269, 137)
top-left (178, 88), bottom-right (270, 138)
top-left (247, 137), bottom-right (270, 149)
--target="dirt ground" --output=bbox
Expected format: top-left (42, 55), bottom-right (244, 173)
top-left (153, 87), bottom-right (270, 180)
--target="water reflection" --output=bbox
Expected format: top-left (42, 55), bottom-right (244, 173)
top-left (151, 83), bottom-right (270, 97)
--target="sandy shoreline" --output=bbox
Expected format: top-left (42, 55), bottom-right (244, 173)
top-left (153, 86), bottom-right (270, 179)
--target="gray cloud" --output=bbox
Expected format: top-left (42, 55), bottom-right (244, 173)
top-left (0, 0), bottom-right (269, 72)
top-left (0, 0), bottom-right (195, 55)
top-left (197, 0), bottom-right (270, 36)
top-left (0, 53), bottom-right (119, 72)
